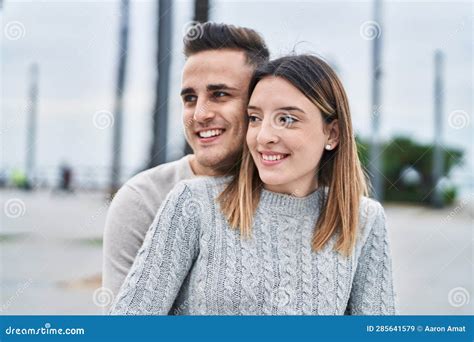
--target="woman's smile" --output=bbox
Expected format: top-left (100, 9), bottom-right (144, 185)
top-left (258, 151), bottom-right (290, 166)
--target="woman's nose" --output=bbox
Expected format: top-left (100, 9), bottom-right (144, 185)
top-left (256, 119), bottom-right (279, 145)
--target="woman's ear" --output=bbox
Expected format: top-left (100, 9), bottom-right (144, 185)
top-left (326, 119), bottom-right (340, 149)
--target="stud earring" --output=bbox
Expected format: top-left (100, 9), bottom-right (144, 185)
top-left (325, 144), bottom-right (331, 150)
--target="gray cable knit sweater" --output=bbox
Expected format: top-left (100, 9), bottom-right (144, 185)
top-left (109, 176), bottom-right (396, 315)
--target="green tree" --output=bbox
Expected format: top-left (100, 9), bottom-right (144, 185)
top-left (356, 136), bottom-right (463, 205)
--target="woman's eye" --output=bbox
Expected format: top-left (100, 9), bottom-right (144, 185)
top-left (277, 114), bottom-right (297, 126)
top-left (248, 114), bottom-right (260, 123)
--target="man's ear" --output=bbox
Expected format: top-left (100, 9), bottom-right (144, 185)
top-left (327, 119), bottom-right (340, 148)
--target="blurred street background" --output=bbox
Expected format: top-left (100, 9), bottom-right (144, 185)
top-left (1, 0), bottom-right (472, 315)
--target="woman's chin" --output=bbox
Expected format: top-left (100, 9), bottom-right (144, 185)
top-left (259, 174), bottom-right (288, 188)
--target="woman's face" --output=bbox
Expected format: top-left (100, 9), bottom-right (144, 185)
top-left (246, 76), bottom-right (339, 196)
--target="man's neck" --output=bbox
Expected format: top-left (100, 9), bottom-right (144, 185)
top-left (188, 155), bottom-right (236, 177)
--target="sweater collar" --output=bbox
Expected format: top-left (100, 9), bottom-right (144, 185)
top-left (259, 186), bottom-right (327, 216)
top-left (207, 175), bottom-right (327, 216)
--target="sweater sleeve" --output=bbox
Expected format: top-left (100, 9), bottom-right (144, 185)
top-left (345, 202), bottom-right (397, 315)
top-left (109, 182), bottom-right (201, 315)
top-left (102, 184), bottom-right (149, 304)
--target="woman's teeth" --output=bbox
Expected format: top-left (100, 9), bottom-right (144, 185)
top-left (262, 154), bottom-right (287, 161)
top-left (198, 129), bottom-right (223, 138)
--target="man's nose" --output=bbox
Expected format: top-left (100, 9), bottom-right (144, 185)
top-left (193, 99), bottom-right (215, 122)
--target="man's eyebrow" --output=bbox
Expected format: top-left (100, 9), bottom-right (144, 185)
top-left (180, 87), bottom-right (195, 96)
top-left (207, 84), bottom-right (238, 92)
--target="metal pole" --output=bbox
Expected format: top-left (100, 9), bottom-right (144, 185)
top-left (369, 0), bottom-right (384, 201)
top-left (193, 0), bottom-right (209, 22)
top-left (148, 0), bottom-right (173, 167)
top-left (432, 50), bottom-right (444, 208)
top-left (26, 63), bottom-right (39, 187)
top-left (110, 0), bottom-right (129, 194)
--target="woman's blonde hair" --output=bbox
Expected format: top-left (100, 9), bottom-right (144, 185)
top-left (218, 54), bottom-right (369, 256)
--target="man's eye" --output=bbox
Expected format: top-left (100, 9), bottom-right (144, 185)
top-left (183, 95), bottom-right (197, 103)
top-left (213, 91), bottom-right (228, 98)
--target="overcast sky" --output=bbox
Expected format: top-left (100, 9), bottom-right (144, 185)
top-left (1, 0), bottom-right (472, 185)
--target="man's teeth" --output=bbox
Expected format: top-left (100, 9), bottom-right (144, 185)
top-left (198, 129), bottom-right (223, 138)
top-left (262, 154), bottom-right (286, 161)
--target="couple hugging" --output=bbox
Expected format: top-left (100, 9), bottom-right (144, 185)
top-left (104, 22), bottom-right (396, 315)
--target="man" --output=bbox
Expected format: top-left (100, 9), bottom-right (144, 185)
top-left (102, 22), bottom-right (269, 303)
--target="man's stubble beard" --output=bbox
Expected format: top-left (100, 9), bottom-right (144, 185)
top-left (195, 143), bottom-right (244, 176)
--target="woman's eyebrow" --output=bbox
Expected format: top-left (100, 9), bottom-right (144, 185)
top-left (247, 105), bottom-right (306, 114)
top-left (277, 106), bottom-right (306, 114)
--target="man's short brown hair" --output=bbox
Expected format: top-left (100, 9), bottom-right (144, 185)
top-left (183, 22), bottom-right (270, 67)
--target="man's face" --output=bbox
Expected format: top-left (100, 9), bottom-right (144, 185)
top-left (181, 49), bottom-right (254, 173)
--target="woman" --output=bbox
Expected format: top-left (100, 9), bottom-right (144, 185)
top-left (110, 55), bottom-right (396, 315)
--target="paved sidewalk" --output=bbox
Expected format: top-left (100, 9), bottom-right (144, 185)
top-left (1, 189), bottom-right (472, 315)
